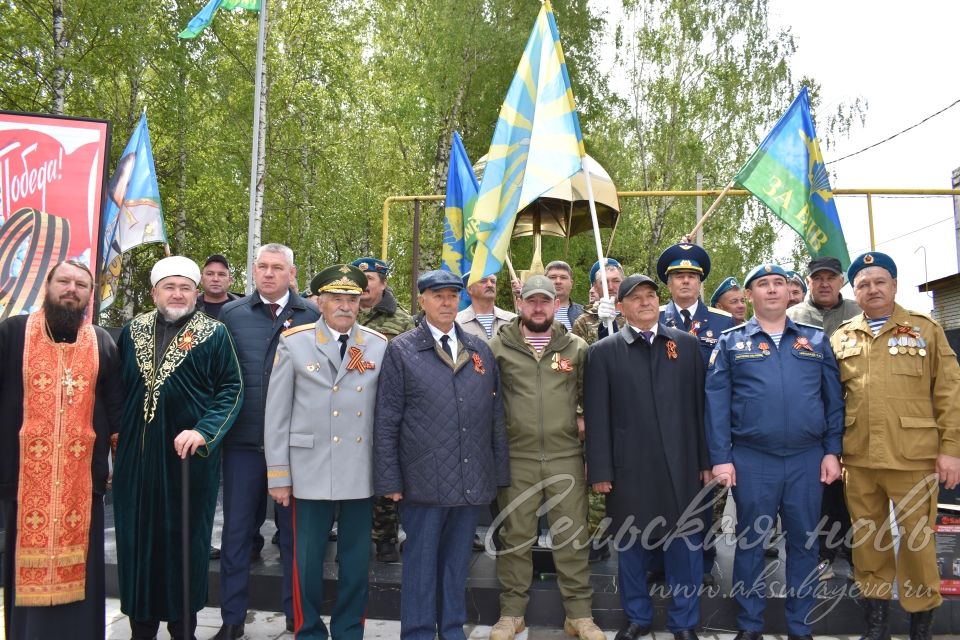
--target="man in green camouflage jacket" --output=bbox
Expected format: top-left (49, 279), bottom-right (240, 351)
top-left (352, 257), bottom-right (415, 563)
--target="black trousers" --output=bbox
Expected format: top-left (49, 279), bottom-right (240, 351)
top-left (818, 477), bottom-right (852, 561)
top-left (129, 613), bottom-right (198, 640)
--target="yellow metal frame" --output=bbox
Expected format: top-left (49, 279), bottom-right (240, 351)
top-left (381, 188), bottom-right (960, 261)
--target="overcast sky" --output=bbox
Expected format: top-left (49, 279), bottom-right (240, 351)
top-left (591, 0), bottom-right (960, 312)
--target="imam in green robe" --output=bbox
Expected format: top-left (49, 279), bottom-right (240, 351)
top-left (113, 309), bottom-right (243, 622)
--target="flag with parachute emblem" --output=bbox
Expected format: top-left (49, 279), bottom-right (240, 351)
top-left (735, 87), bottom-right (851, 271)
top-left (466, 0), bottom-right (585, 285)
top-left (99, 113), bottom-right (167, 311)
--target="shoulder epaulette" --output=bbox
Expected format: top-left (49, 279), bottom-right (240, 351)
top-left (721, 322), bottom-right (747, 334)
top-left (707, 306), bottom-right (732, 317)
top-left (282, 323), bottom-right (315, 338)
top-left (359, 325), bottom-right (388, 341)
top-left (907, 309), bottom-right (936, 323)
top-left (794, 321), bottom-right (823, 331)
top-left (659, 304), bottom-right (668, 311)
top-left (837, 316), bottom-right (859, 328)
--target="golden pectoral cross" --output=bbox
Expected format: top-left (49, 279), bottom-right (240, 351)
top-left (62, 369), bottom-right (88, 404)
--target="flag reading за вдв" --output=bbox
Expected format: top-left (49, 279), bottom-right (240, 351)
top-left (465, 0), bottom-right (585, 286)
top-left (735, 87), bottom-right (851, 272)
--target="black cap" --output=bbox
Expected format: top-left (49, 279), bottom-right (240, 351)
top-left (618, 273), bottom-right (658, 301)
top-left (807, 256), bottom-right (843, 277)
top-left (204, 254), bottom-right (230, 270)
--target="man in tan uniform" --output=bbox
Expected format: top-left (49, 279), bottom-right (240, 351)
top-left (831, 251), bottom-right (960, 640)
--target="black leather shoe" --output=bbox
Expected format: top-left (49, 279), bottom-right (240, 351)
top-left (286, 617), bottom-right (295, 633)
top-left (615, 622), bottom-right (651, 640)
top-left (909, 609), bottom-right (934, 640)
top-left (674, 630), bottom-right (699, 640)
top-left (249, 547), bottom-right (261, 562)
top-left (209, 545), bottom-right (220, 560)
top-left (862, 598), bottom-right (890, 640)
top-left (211, 624), bottom-right (244, 640)
top-left (734, 632), bottom-right (763, 640)
top-left (376, 540), bottom-right (400, 563)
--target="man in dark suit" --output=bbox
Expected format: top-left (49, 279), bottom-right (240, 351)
top-left (585, 274), bottom-right (711, 640)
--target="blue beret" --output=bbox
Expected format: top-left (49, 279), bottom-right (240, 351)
top-left (351, 256), bottom-right (390, 276)
top-left (743, 263), bottom-right (789, 289)
top-left (590, 258), bottom-right (622, 285)
top-left (784, 270), bottom-right (807, 294)
top-left (417, 269), bottom-right (464, 293)
top-left (656, 243), bottom-right (711, 283)
top-left (710, 276), bottom-right (741, 307)
top-left (848, 251), bottom-right (897, 284)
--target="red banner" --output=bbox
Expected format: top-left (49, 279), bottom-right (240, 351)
top-left (0, 112), bottom-right (110, 319)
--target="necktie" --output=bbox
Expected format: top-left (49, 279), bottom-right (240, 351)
top-left (640, 330), bottom-right (654, 345)
top-left (440, 335), bottom-right (453, 359)
top-left (680, 308), bottom-right (692, 331)
top-left (269, 302), bottom-right (280, 319)
top-left (338, 334), bottom-right (349, 360)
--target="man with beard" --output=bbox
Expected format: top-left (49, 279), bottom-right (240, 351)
top-left (0, 261), bottom-right (123, 640)
top-left (487, 276), bottom-right (602, 640)
top-left (351, 256), bottom-right (415, 563)
top-left (113, 256), bottom-right (243, 640)
top-left (585, 274), bottom-right (710, 640)
top-left (456, 274), bottom-right (516, 340)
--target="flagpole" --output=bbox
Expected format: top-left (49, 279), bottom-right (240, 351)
top-left (685, 179), bottom-right (735, 242)
top-left (245, 0), bottom-right (268, 294)
top-left (582, 158), bottom-right (613, 334)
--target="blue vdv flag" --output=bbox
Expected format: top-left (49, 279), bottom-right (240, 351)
top-left (467, 0), bottom-right (585, 285)
top-left (99, 113), bottom-right (167, 311)
top-left (442, 132), bottom-right (479, 310)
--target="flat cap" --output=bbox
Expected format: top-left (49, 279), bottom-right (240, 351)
top-left (618, 273), bottom-right (658, 301)
top-left (743, 263), bottom-right (789, 289)
top-left (590, 258), bottom-right (623, 285)
top-left (520, 274), bottom-right (556, 300)
top-left (848, 251), bottom-right (897, 283)
top-left (151, 256), bottom-right (201, 287)
top-left (417, 269), bottom-right (464, 293)
top-left (311, 264), bottom-right (366, 296)
top-left (351, 256), bottom-right (390, 276)
top-left (710, 276), bottom-right (741, 307)
top-left (656, 243), bottom-right (711, 283)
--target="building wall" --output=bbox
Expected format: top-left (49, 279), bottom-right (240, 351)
top-left (933, 281), bottom-right (960, 330)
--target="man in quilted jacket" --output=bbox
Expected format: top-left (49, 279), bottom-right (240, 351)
top-left (374, 269), bottom-right (510, 640)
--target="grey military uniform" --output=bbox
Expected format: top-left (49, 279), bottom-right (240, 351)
top-left (264, 320), bottom-right (388, 500)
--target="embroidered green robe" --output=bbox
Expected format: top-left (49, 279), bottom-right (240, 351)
top-left (113, 310), bottom-right (243, 621)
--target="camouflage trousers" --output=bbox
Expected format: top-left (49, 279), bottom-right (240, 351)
top-left (587, 491), bottom-right (607, 537)
top-left (372, 495), bottom-right (399, 543)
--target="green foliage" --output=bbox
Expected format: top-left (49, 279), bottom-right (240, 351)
top-left (0, 0), bottom-right (859, 322)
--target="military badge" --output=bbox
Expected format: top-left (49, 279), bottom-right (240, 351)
top-left (666, 340), bottom-right (679, 360)
top-left (550, 353), bottom-right (574, 373)
top-left (758, 341), bottom-right (770, 355)
top-left (177, 330), bottom-right (196, 352)
top-left (793, 336), bottom-right (813, 352)
top-left (283, 319), bottom-right (292, 329)
top-left (473, 352), bottom-right (486, 374)
top-left (709, 349), bottom-right (718, 368)
top-left (706, 330), bottom-right (714, 338)
top-left (689, 321), bottom-right (701, 335)
top-left (735, 341), bottom-right (745, 350)
top-left (346, 346), bottom-right (376, 373)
